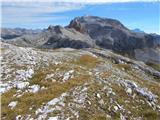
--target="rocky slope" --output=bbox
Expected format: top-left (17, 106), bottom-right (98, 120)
top-left (4, 25), bottom-right (95, 49)
top-left (1, 42), bottom-right (160, 120)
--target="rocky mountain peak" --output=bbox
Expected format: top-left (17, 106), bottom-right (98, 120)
top-left (68, 16), bottom-right (128, 33)
top-left (47, 25), bottom-right (63, 34)
top-left (47, 25), bottom-right (54, 30)
top-left (68, 17), bottom-right (87, 34)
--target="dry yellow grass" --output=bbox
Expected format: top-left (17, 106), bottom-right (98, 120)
top-left (116, 63), bottom-right (131, 71)
top-left (0, 48), bottom-right (5, 52)
top-left (1, 61), bottom-right (92, 119)
top-left (74, 54), bottom-right (100, 68)
top-left (1, 54), bottom-right (101, 119)
top-left (99, 71), bottom-right (112, 79)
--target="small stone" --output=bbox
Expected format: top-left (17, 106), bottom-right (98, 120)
top-left (54, 61), bottom-right (61, 65)
top-left (45, 74), bottom-right (54, 80)
top-left (35, 108), bottom-right (42, 115)
top-left (99, 99), bottom-right (104, 105)
top-left (16, 82), bottom-right (29, 90)
top-left (132, 93), bottom-right (136, 99)
top-left (48, 116), bottom-right (58, 120)
top-left (29, 107), bottom-right (33, 110)
top-left (157, 105), bottom-right (160, 111)
top-left (106, 114), bottom-right (111, 118)
top-left (126, 88), bottom-right (132, 95)
top-left (96, 93), bottom-right (101, 99)
top-left (127, 111), bottom-right (131, 114)
top-left (87, 101), bottom-right (91, 105)
top-left (114, 106), bottom-right (118, 111)
top-left (62, 70), bottom-right (74, 82)
top-left (88, 72), bottom-right (92, 75)
top-left (52, 79), bottom-right (56, 82)
top-left (16, 115), bottom-right (22, 120)
top-left (28, 85), bottom-right (40, 93)
top-left (17, 94), bottom-right (23, 98)
top-left (8, 101), bottom-right (18, 109)
top-left (41, 86), bottom-right (46, 90)
top-left (116, 103), bottom-right (123, 110)
top-left (125, 100), bottom-right (130, 103)
top-left (120, 113), bottom-right (126, 120)
top-left (122, 68), bottom-right (125, 71)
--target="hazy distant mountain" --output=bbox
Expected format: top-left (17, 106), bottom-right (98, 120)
top-left (132, 28), bottom-right (144, 33)
top-left (1, 28), bottom-right (42, 39)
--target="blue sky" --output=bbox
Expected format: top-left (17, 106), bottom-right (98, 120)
top-left (1, 0), bottom-right (160, 34)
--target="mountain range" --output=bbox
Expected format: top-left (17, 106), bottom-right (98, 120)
top-left (1, 28), bottom-right (41, 39)
top-left (2, 16), bottom-right (160, 66)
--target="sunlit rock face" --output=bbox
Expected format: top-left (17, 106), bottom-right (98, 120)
top-left (68, 16), bottom-right (160, 64)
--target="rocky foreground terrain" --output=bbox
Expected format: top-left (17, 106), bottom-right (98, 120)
top-left (1, 41), bottom-right (160, 120)
top-left (1, 16), bottom-right (160, 120)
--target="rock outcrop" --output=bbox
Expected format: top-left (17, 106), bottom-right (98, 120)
top-left (68, 16), bottom-right (160, 64)
top-left (68, 16), bottom-right (160, 51)
top-left (5, 25), bottom-right (95, 49)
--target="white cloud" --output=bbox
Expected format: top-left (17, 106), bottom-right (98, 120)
top-left (1, 1), bottom-right (84, 28)
top-left (1, 0), bottom-right (158, 28)
top-left (2, 2), bottom-right (84, 15)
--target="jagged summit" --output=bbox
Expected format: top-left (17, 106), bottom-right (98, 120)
top-left (68, 16), bottom-right (127, 31)
top-left (47, 25), bottom-right (63, 34)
